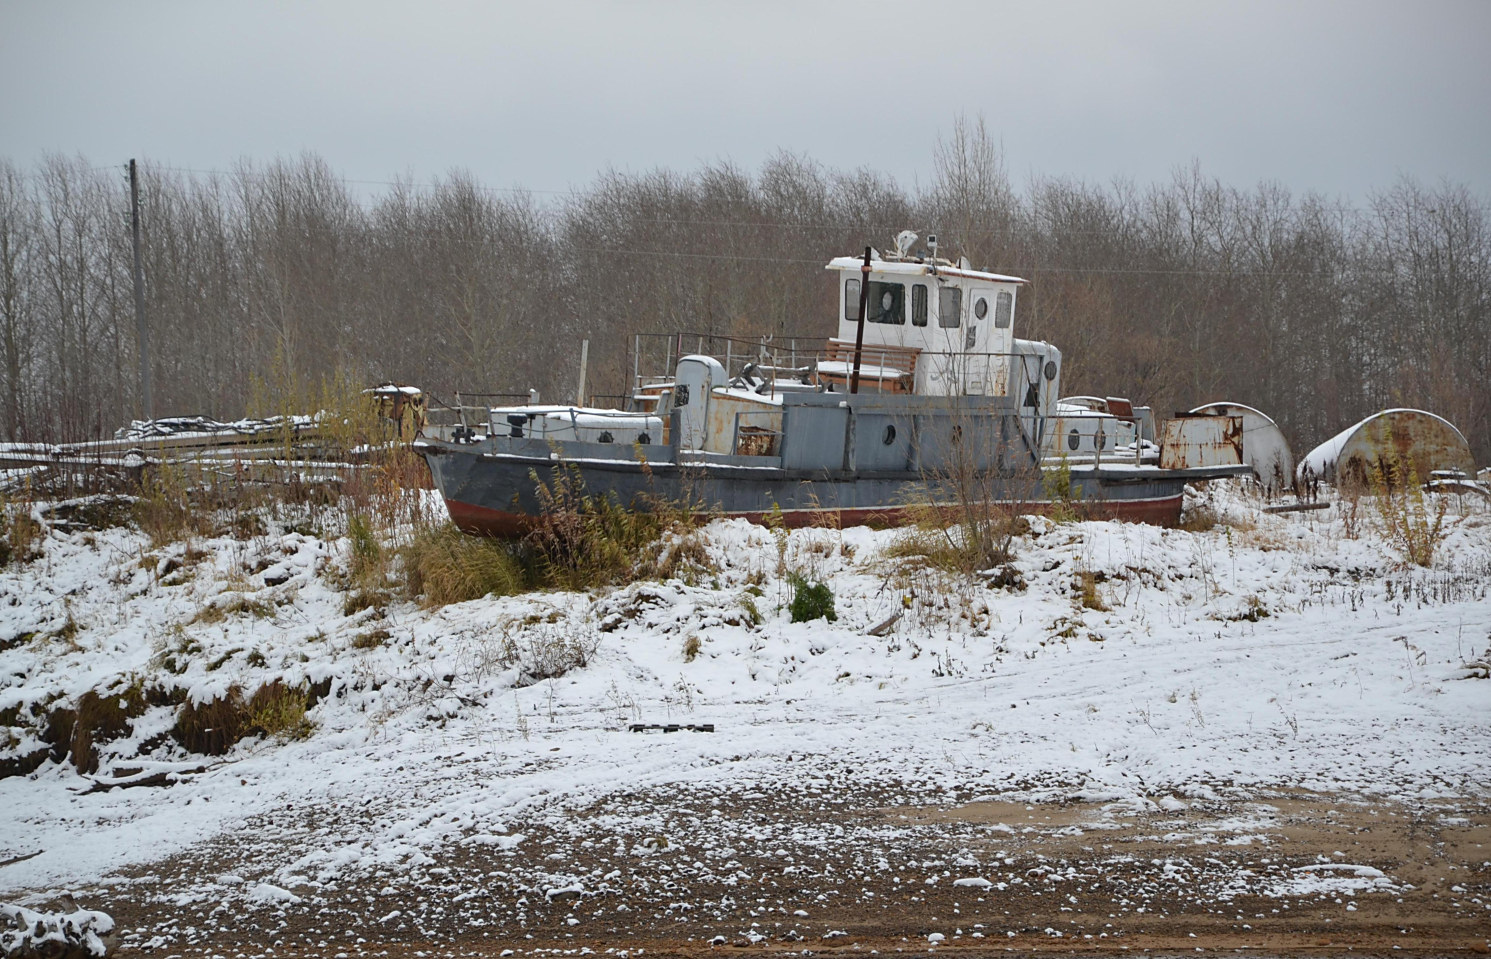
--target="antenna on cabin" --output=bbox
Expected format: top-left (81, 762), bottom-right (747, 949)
top-left (894, 230), bottom-right (918, 258)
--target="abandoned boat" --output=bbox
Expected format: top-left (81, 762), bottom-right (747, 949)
top-left (416, 234), bottom-right (1249, 535)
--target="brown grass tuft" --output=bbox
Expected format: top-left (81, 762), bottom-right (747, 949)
top-left (71, 680), bottom-right (148, 773)
top-left (399, 523), bottom-right (528, 607)
top-left (247, 680), bottom-right (314, 740)
top-left (174, 688), bottom-right (247, 755)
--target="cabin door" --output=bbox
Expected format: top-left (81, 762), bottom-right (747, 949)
top-left (962, 287), bottom-right (997, 395)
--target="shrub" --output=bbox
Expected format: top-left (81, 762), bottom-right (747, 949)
top-left (739, 593), bottom-right (763, 627)
top-left (898, 427), bottom-right (1041, 575)
top-left (247, 680), bottom-right (314, 740)
top-left (525, 464), bottom-right (674, 591)
top-left (509, 622), bottom-right (602, 687)
top-left (1040, 455), bottom-right (1079, 525)
top-left (399, 522), bottom-right (528, 606)
top-left (788, 573), bottom-right (837, 623)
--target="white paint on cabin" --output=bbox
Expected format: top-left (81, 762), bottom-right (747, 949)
top-left (825, 255), bottom-right (1027, 398)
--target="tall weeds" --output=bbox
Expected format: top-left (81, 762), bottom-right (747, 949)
top-left (1369, 425), bottom-right (1448, 567)
top-left (524, 463), bottom-right (694, 591)
top-left (133, 461), bottom-right (215, 547)
top-left (894, 421), bottom-right (1037, 575)
top-left (400, 523), bottom-right (529, 605)
top-left (1, 494), bottom-right (43, 566)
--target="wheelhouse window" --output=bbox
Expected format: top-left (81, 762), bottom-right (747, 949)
top-left (866, 280), bottom-right (904, 324)
top-left (994, 290), bottom-right (1013, 329)
top-left (912, 284), bottom-right (928, 327)
top-left (844, 278), bottom-right (860, 320)
top-left (938, 287), bottom-right (961, 328)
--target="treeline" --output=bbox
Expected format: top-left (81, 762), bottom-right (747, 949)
top-left (1, 122), bottom-right (1487, 462)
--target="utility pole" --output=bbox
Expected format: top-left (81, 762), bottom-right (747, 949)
top-left (129, 158), bottom-right (153, 421)
top-left (575, 338), bottom-right (590, 406)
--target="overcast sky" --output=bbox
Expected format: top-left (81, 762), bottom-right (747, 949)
top-left (3, 0), bottom-right (1488, 204)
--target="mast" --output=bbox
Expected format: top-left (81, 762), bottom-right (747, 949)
top-left (849, 247), bottom-right (871, 394)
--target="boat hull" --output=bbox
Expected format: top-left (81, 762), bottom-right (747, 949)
top-left (420, 439), bottom-right (1202, 535)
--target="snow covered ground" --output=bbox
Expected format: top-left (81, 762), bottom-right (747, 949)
top-left (1, 481), bottom-right (1488, 953)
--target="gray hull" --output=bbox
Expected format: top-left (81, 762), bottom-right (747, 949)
top-left (419, 392), bottom-right (1224, 533)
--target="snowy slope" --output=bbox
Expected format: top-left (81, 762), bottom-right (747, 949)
top-left (1, 482), bottom-right (1488, 900)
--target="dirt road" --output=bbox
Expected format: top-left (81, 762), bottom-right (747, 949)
top-left (58, 783), bottom-right (1489, 957)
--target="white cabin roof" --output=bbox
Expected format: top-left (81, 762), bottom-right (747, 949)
top-left (824, 256), bottom-right (1026, 285)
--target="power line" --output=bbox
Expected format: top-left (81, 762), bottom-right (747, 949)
top-left (572, 246), bottom-right (1346, 278)
top-left (145, 164), bottom-right (576, 197)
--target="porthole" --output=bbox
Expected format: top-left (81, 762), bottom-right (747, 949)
top-left (637, 432), bottom-right (651, 445)
top-left (1067, 428), bottom-right (1080, 451)
top-left (1043, 360), bottom-right (1058, 381)
top-left (882, 424), bottom-right (897, 445)
top-left (1095, 429), bottom-right (1106, 450)
top-left (974, 297), bottom-right (989, 320)
top-left (597, 430), bottom-right (614, 444)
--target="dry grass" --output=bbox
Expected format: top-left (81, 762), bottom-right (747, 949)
top-left (247, 680), bottom-right (314, 740)
top-left (887, 508), bottom-right (1029, 577)
top-left (341, 587), bottom-right (391, 616)
top-left (525, 464), bottom-right (670, 590)
top-left (399, 523), bottom-right (528, 606)
top-left (1177, 506), bottom-right (1220, 532)
top-left (641, 529), bottom-right (717, 585)
top-left (173, 679), bottom-right (314, 754)
top-left (352, 627), bottom-right (392, 649)
top-left (1236, 523), bottom-right (1295, 552)
top-left (1, 499), bottom-right (43, 566)
top-left (192, 593), bottom-right (275, 625)
top-left (133, 462), bottom-right (216, 547)
top-left (1076, 570), bottom-right (1109, 611)
top-left (174, 689), bottom-right (247, 755)
top-left (71, 679), bottom-right (149, 773)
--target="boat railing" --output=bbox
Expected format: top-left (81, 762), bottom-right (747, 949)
top-left (627, 333), bottom-right (1053, 412)
top-left (630, 332), bottom-right (826, 404)
top-left (424, 390), bottom-right (539, 440)
top-left (487, 405), bottom-right (662, 443)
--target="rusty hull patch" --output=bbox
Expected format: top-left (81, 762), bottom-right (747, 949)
top-left (1158, 414), bottom-right (1244, 470)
